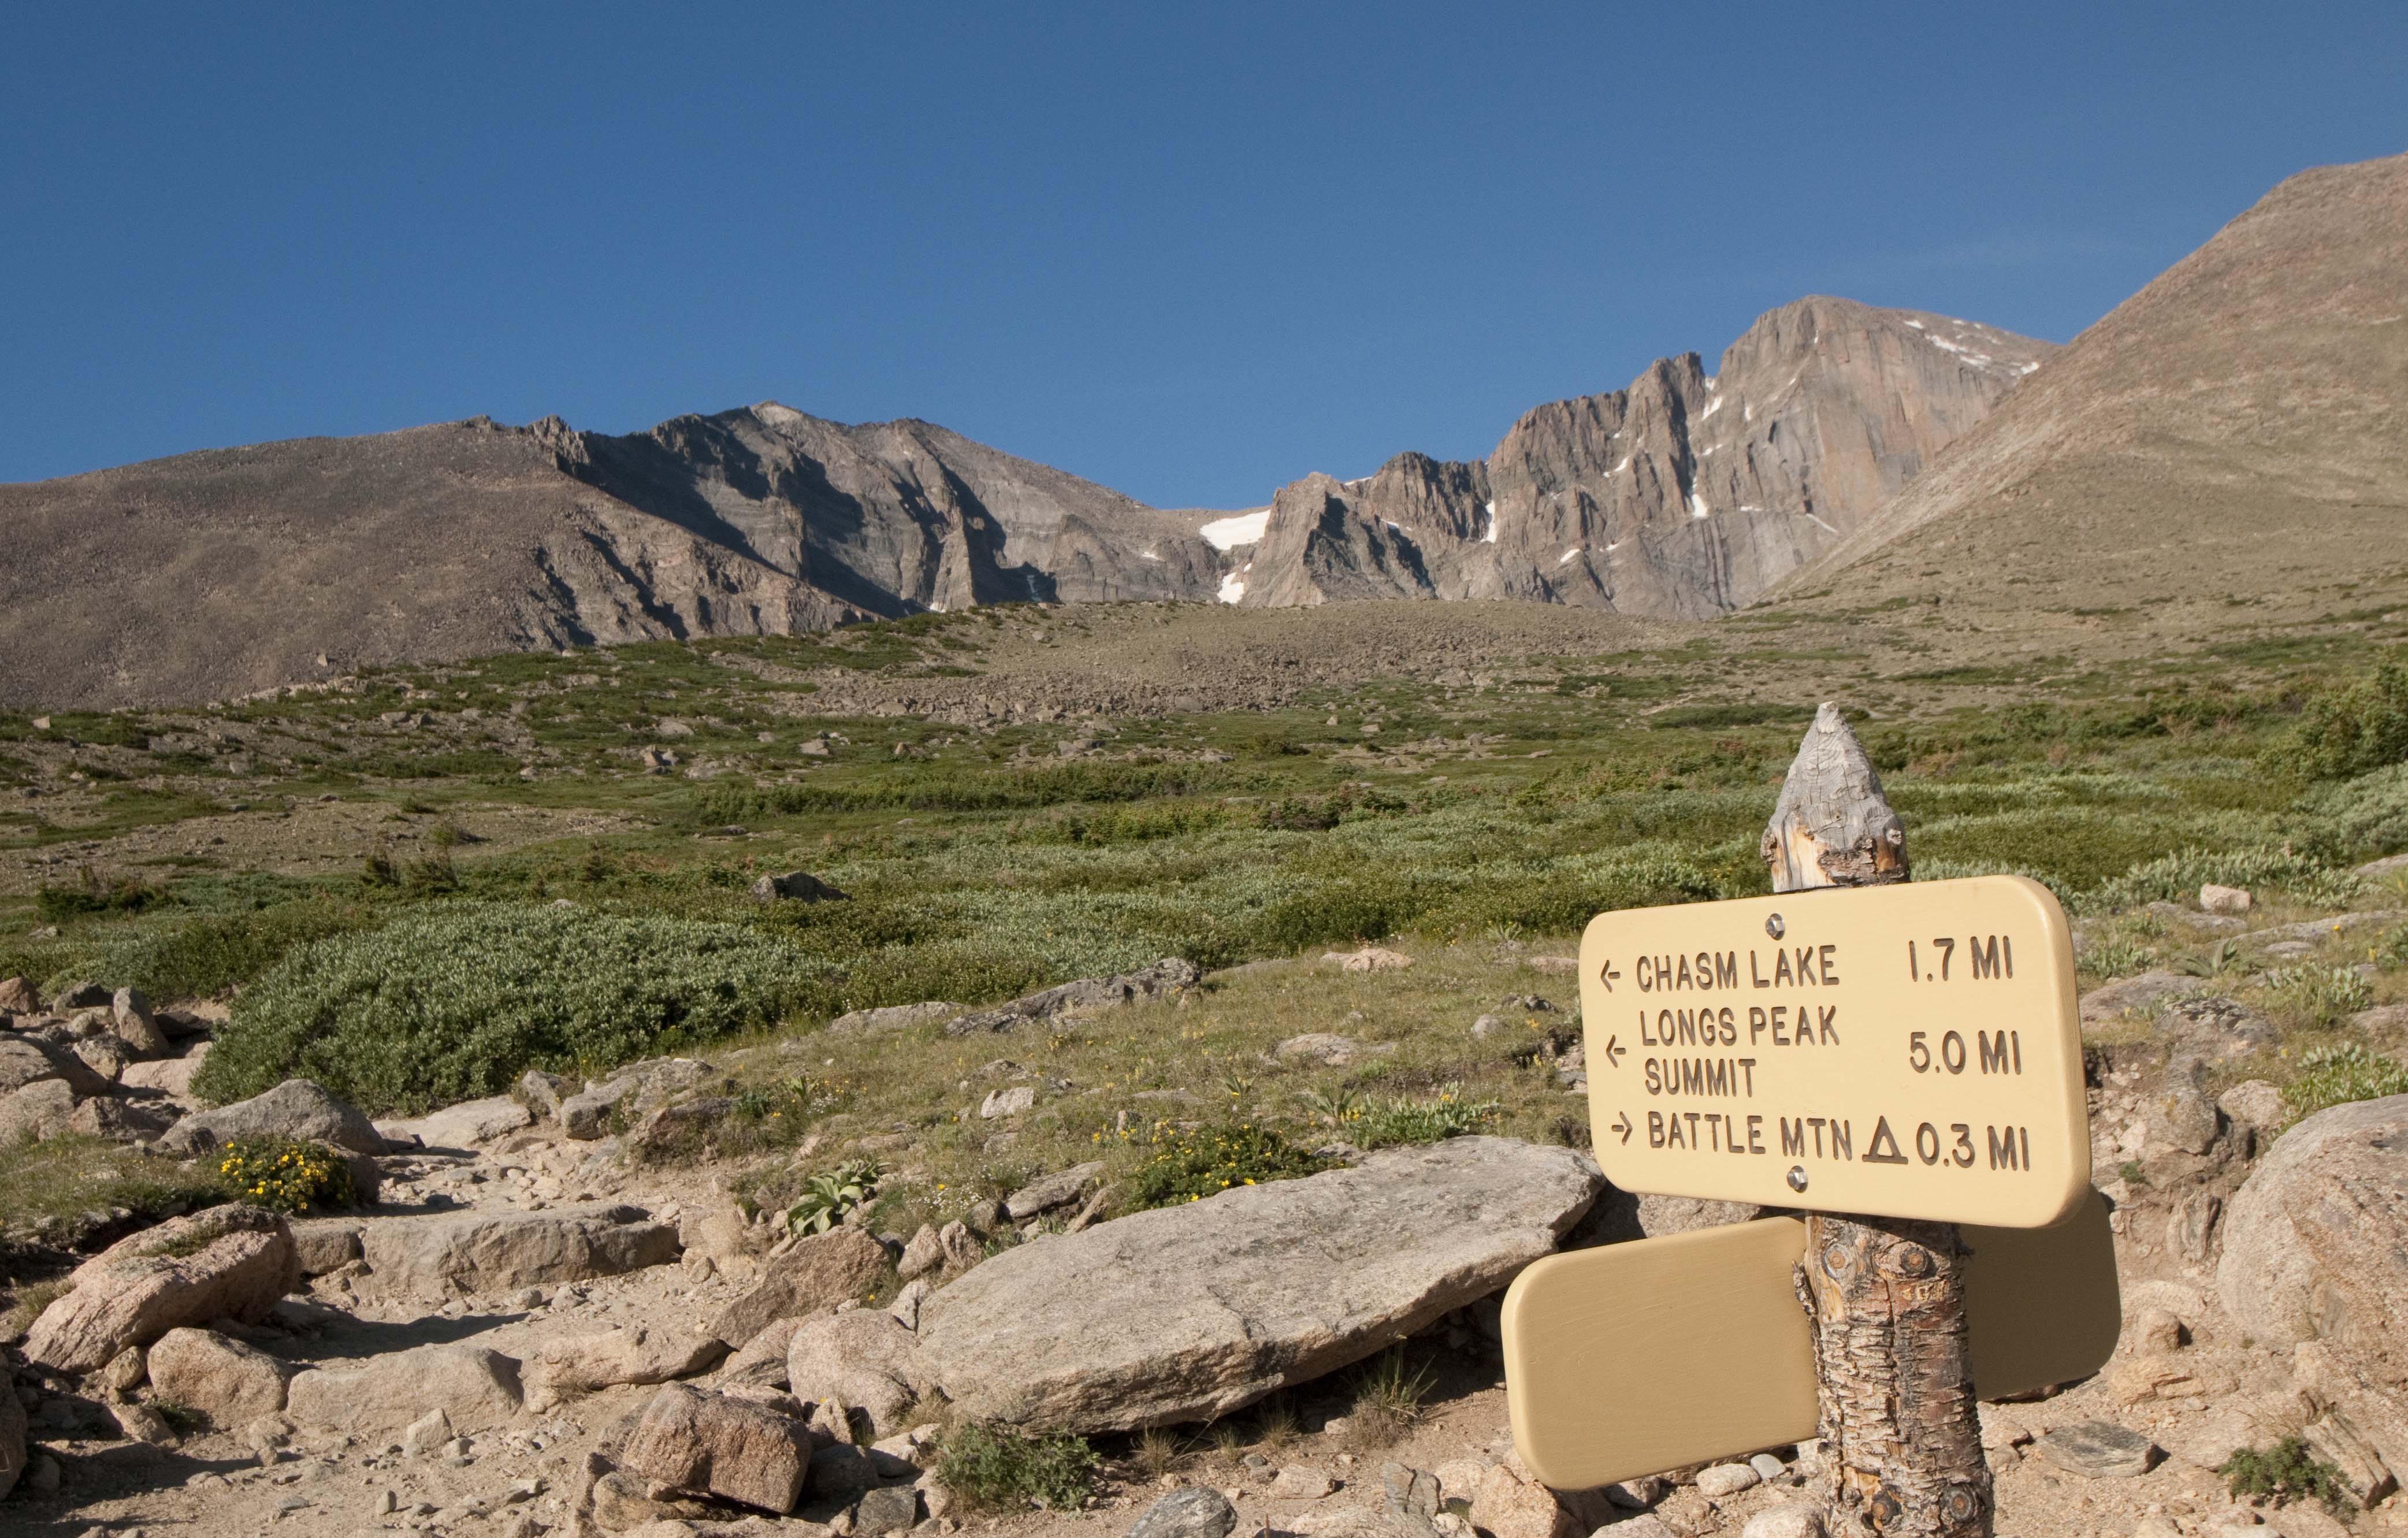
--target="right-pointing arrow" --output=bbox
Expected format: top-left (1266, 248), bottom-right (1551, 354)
top-left (1612, 1112), bottom-right (1633, 1145)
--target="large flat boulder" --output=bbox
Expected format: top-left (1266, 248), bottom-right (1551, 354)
top-left (785, 1310), bottom-right (927, 1436)
top-left (523, 1325), bottom-right (728, 1411)
top-left (359, 1202), bottom-right (681, 1296)
top-left (912, 1135), bottom-right (1603, 1432)
top-left (25, 1205), bottom-right (300, 1373)
top-left (286, 1342), bottom-right (524, 1435)
top-left (156, 1078), bottom-right (388, 1156)
top-left (378, 1095), bottom-right (533, 1150)
top-left (943, 958), bottom-right (1200, 1036)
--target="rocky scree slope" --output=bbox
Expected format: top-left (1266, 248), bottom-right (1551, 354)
top-left (1779, 150), bottom-right (2408, 617)
top-left (1227, 296), bottom-right (2050, 618)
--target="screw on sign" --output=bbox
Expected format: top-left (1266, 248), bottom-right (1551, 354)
top-left (1498, 704), bottom-right (2105, 1538)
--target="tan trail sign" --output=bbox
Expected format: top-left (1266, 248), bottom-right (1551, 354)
top-left (1576, 874), bottom-right (2088, 1229)
top-left (1499, 1194), bottom-right (2120, 1491)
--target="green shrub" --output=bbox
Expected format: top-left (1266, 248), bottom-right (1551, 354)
top-left (194, 903), bottom-right (826, 1114)
top-left (2085, 846), bottom-right (2363, 914)
top-left (1352, 1086), bottom-right (1500, 1149)
top-left (2262, 965), bottom-right (2374, 1030)
top-left (2219, 1436), bottom-right (2350, 1509)
top-left (214, 1138), bottom-right (356, 1214)
top-left (937, 1422), bottom-right (1099, 1512)
top-left (90, 899), bottom-right (378, 1001)
top-left (2272, 663), bottom-right (2408, 781)
top-left (2297, 763), bottom-right (2408, 861)
top-left (2285, 1043), bottom-right (2408, 1124)
top-left (35, 872), bottom-right (166, 923)
top-left (1127, 1122), bottom-right (1332, 1210)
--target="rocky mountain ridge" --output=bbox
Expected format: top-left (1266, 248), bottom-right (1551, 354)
top-left (0, 301), bottom-right (2042, 709)
top-left (1229, 296), bottom-right (2051, 618)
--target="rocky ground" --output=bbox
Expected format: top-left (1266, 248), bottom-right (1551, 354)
top-left (5, 864), bottom-right (2408, 1538)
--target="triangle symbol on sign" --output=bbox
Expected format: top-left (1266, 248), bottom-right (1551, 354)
top-left (1864, 1116), bottom-right (1909, 1165)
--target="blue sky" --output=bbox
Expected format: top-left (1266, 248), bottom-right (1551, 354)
top-left (3, 4), bottom-right (2403, 507)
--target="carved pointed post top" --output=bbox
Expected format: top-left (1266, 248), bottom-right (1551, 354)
top-left (1762, 703), bottom-right (1909, 895)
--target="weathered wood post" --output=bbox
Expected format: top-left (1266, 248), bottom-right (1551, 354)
top-left (1763, 704), bottom-right (1991, 1538)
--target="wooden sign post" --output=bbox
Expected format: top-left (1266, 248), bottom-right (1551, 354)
top-left (1504, 705), bottom-right (2100, 1537)
top-left (1770, 704), bottom-right (1991, 1538)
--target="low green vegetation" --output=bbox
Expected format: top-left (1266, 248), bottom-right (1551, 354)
top-left (2272, 659), bottom-right (2408, 781)
top-left (2285, 1044), bottom-right (2408, 1124)
top-left (936, 1422), bottom-right (1100, 1512)
top-left (2219, 1437), bottom-right (2351, 1509)
top-left (213, 1138), bottom-right (358, 1214)
top-left (785, 1158), bottom-right (884, 1234)
top-left (192, 904), bottom-right (825, 1114)
top-left (1127, 1123), bottom-right (1333, 1210)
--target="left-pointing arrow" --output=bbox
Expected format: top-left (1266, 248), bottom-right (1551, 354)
top-left (1602, 1035), bottom-right (1626, 1068)
top-left (1599, 961), bottom-right (1621, 993)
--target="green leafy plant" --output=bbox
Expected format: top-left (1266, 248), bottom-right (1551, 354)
top-left (1127, 1122), bottom-right (1332, 1210)
top-left (1352, 1084), bottom-right (1500, 1149)
top-left (2285, 1043), bottom-right (2408, 1124)
top-left (2179, 938), bottom-right (2245, 978)
top-left (2219, 1436), bottom-right (2350, 1509)
top-left (936, 1422), bottom-right (1099, 1512)
top-left (786, 1158), bottom-right (883, 1235)
top-left (2080, 936), bottom-right (2156, 979)
top-left (1300, 1087), bottom-right (1366, 1125)
top-left (214, 1138), bottom-right (356, 1214)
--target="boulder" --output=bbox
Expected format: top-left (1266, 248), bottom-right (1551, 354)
top-left (896, 1224), bottom-right (945, 1282)
top-left (147, 1327), bottom-right (292, 1424)
top-left (943, 957), bottom-right (1201, 1035)
top-left (749, 870), bottom-right (849, 904)
top-left (854, 1483), bottom-right (921, 1537)
top-left (2219, 1079), bottom-right (2287, 1130)
top-left (0, 1034), bottom-right (112, 1097)
top-left (290, 1217), bottom-right (366, 1276)
top-left (912, 1135), bottom-right (1602, 1431)
top-left (523, 1326), bottom-right (729, 1410)
top-left (2161, 996), bottom-right (2280, 1061)
top-left (785, 1311), bottom-right (927, 1437)
top-left (2079, 971), bottom-right (2199, 1023)
top-left (629, 1096), bottom-right (737, 1162)
top-left (72, 1035), bottom-right (127, 1082)
top-left (0, 1077), bottom-right (80, 1143)
top-left (620, 1383), bottom-right (816, 1514)
top-left (1131, 1488), bottom-right (1238, 1538)
top-left (559, 1057), bottom-right (717, 1140)
top-left (829, 1001), bottom-right (963, 1034)
top-left (1276, 1034), bottom-right (1359, 1067)
top-left (978, 1084), bottom-right (1034, 1119)
top-left (1694, 1462), bottom-right (1762, 1497)
top-left (1471, 1462), bottom-right (1581, 1538)
top-left (1003, 1161), bottom-right (1106, 1221)
top-left (718, 1317), bottom-right (807, 1389)
top-left (2199, 884), bottom-right (2253, 915)
top-left (1324, 946), bottom-right (1413, 973)
top-left (286, 1343), bottom-right (524, 1435)
top-left (67, 1094), bottom-right (177, 1143)
top-left (120, 1045), bottom-right (210, 1097)
top-left (0, 1380), bottom-right (23, 1500)
top-left (2035, 1421), bottom-right (2158, 1477)
top-left (381, 1095), bottom-right (533, 1150)
top-left (0, 975), bottom-right (37, 1013)
top-left (110, 987), bottom-right (171, 1057)
top-left (709, 1227), bottom-right (891, 1347)
top-left (2220, 1095), bottom-right (2408, 1355)
top-left (359, 1202), bottom-right (682, 1296)
top-left (155, 1078), bottom-right (387, 1156)
top-left (25, 1205), bottom-right (300, 1373)
top-left (518, 1068), bottom-right (573, 1120)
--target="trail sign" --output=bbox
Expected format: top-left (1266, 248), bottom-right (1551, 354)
top-left (1500, 1194), bottom-right (2121, 1491)
top-left (1578, 874), bottom-right (2087, 1229)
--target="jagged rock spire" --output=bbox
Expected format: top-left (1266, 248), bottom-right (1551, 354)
top-left (1761, 703), bottom-right (1908, 894)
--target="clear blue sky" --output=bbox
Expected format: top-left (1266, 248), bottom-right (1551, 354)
top-left (4, 4), bottom-right (2403, 508)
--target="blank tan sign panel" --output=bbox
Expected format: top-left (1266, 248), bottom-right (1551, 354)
top-left (1502, 1195), bottom-right (2119, 1491)
top-left (1579, 875), bottom-right (2090, 1229)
